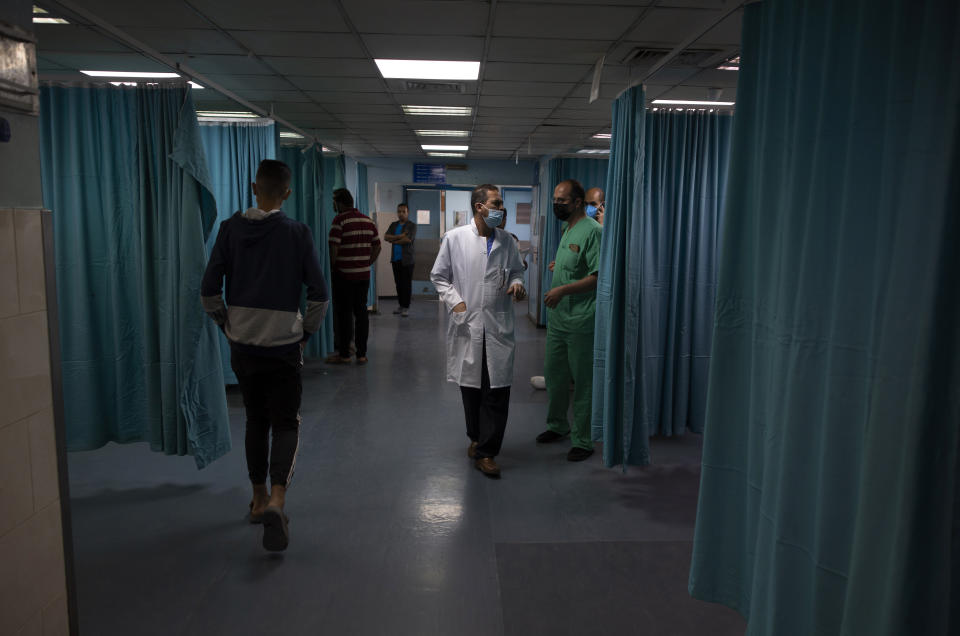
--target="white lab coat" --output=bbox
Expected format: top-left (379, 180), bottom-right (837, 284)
top-left (431, 223), bottom-right (526, 388)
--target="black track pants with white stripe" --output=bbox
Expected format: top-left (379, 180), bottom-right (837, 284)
top-left (231, 348), bottom-right (302, 488)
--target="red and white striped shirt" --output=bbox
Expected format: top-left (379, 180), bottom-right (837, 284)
top-left (328, 208), bottom-right (380, 280)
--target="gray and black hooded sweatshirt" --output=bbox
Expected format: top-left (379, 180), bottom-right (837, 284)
top-left (201, 208), bottom-right (328, 357)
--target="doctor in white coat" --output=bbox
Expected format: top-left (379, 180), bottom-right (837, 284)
top-left (431, 184), bottom-right (527, 478)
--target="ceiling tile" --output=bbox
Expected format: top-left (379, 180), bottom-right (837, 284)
top-left (494, 4), bottom-right (644, 39)
top-left (347, 1), bottom-right (489, 36)
top-left (361, 35), bottom-right (484, 60)
top-left (487, 38), bottom-right (607, 65)
top-left (179, 55), bottom-right (273, 75)
top-left (482, 81), bottom-right (575, 97)
top-left (479, 95), bottom-right (562, 109)
top-left (231, 32), bottom-right (365, 58)
top-left (262, 57), bottom-right (378, 77)
top-left (123, 28), bottom-right (243, 55)
top-left (62, 0), bottom-right (210, 28)
top-left (296, 77), bottom-right (385, 91)
top-left (34, 24), bottom-right (132, 53)
top-left (187, 0), bottom-right (350, 32)
top-left (484, 62), bottom-right (592, 82)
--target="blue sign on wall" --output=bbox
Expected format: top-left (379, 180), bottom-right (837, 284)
top-left (413, 163), bottom-right (446, 184)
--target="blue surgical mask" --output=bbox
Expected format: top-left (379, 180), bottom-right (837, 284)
top-left (586, 204), bottom-right (598, 218)
top-left (483, 207), bottom-right (505, 229)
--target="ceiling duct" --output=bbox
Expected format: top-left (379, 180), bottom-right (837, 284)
top-left (387, 79), bottom-right (468, 94)
top-left (621, 47), bottom-right (723, 67)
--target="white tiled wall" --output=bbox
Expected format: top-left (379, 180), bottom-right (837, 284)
top-left (0, 208), bottom-right (69, 636)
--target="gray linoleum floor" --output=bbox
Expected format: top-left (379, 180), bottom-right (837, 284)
top-left (66, 299), bottom-right (746, 636)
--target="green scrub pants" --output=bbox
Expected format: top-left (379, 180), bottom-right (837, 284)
top-left (544, 327), bottom-right (594, 450)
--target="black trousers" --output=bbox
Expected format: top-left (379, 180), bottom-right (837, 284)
top-left (391, 261), bottom-right (414, 309)
top-left (460, 340), bottom-right (511, 459)
top-left (332, 272), bottom-right (370, 357)
top-left (231, 348), bottom-right (302, 488)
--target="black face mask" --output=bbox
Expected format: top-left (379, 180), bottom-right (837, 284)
top-left (553, 202), bottom-right (571, 221)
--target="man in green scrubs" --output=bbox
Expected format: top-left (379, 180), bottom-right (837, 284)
top-left (537, 179), bottom-right (602, 461)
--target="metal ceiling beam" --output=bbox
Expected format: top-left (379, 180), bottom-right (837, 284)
top-left (508, 0), bottom-right (661, 160)
top-left (41, 0), bottom-right (322, 147)
top-left (642, 1), bottom-right (745, 83)
top-left (467, 0), bottom-right (498, 158)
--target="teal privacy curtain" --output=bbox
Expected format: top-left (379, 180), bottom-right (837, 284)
top-left (537, 157), bottom-right (608, 325)
top-left (591, 85), bottom-right (647, 467)
top-left (689, 2), bottom-right (960, 635)
top-left (39, 84), bottom-right (231, 468)
top-left (198, 120), bottom-right (277, 383)
top-left (356, 161), bottom-right (376, 308)
top-left (277, 145), bottom-right (342, 358)
top-left (592, 108), bottom-right (732, 468)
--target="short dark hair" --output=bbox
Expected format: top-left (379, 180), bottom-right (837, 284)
top-left (255, 159), bottom-right (292, 199)
top-left (397, 203), bottom-right (409, 211)
top-left (471, 184), bottom-right (499, 211)
top-left (333, 188), bottom-right (354, 209)
top-left (557, 179), bottom-right (585, 205)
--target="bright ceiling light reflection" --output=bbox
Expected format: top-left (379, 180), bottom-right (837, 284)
top-left (33, 17), bottom-right (68, 23)
top-left (375, 59), bottom-right (480, 81)
top-left (421, 144), bottom-right (468, 151)
top-left (427, 152), bottom-right (466, 157)
top-left (81, 70), bottom-right (181, 78)
top-left (576, 149), bottom-right (610, 154)
top-left (415, 130), bottom-right (469, 137)
top-left (279, 132), bottom-right (304, 139)
top-left (591, 133), bottom-right (611, 139)
top-left (652, 99), bottom-right (735, 106)
top-left (402, 105), bottom-right (473, 117)
top-left (109, 80), bottom-right (203, 89)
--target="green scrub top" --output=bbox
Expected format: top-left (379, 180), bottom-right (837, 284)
top-left (548, 216), bottom-right (602, 333)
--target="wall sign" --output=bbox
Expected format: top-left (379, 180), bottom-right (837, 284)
top-left (413, 163), bottom-right (446, 184)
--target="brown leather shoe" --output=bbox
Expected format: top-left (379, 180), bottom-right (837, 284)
top-left (468, 441), bottom-right (478, 458)
top-left (474, 457), bottom-right (501, 478)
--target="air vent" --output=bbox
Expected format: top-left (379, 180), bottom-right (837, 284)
top-left (388, 79), bottom-right (467, 93)
top-left (621, 47), bottom-right (723, 67)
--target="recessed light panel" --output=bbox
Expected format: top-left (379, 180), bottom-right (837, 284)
top-left (375, 59), bottom-right (480, 81)
top-left (427, 152), bottom-right (466, 158)
top-left (279, 132), bottom-right (304, 139)
top-left (651, 99), bottom-right (735, 106)
top-left (576, 149), bottom-right (610, 154)
top-left (402, 105), bottom-right (472, 117)
top-left (415, 130), bottom-right (469, 137)
top-left (592, 133), bottom-right (611, 139)
top-left (421, 144), bottom-right (468, 151)
top-left (33, 17), bottom-right (68, 23)
top-left (81, 70), bottom-right (181, 78)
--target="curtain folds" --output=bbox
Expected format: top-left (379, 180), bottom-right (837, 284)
top-left (276, 145), bottom-right (336, 358)
top-left (592, 93), bottom-right (732, 468)
top-left (591, 85), bottom-right (647, 468)
top-left (39, 84), bottom-right (230, 468)
top-left (197, 121), bottom-right (277, 383)
top-left (689, 1), bottom-right (960, 635)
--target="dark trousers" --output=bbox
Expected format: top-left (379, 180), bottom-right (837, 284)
top-left (459, 340), bottom-right (511, 459)
top-left (332, 272), bottom-right (370, 357)
top-left (391, 261), bottom-right (414, 309)
top-left (231, 349), bottom-right (302, 488)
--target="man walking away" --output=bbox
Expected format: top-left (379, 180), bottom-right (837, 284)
top-left (201, 159), bottom-right (328, 552)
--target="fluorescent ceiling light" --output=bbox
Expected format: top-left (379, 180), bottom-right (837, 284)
top-left (402, 105), bottom-right (472, 117)
top-left (591, 133), bottom-right (611, 139)
top-left (375, 59), bottom-right (480, 81)
top-left (196, 110), bottom-right (260, 119)
top-left (279, 132), bottom-right (304, 139)
top-left (34, 17), bottom-right (68, 23)
top-left (576, 149), bottom-right (610, 154)
top-left (81, 70), bottom-right (180, 78)
top-left (427, 152), bottom-right (466, 158)
top-left (421, 144), bottom-right (468, 151)
top-left (109, 80), bottom-right (203, 89)
top-left (415, 130), bottom-right (469, 137)
top-left (321, 146), bottom-right (336, 152)
top-left (652, 99), bottom-right (735, 106)
top-left (718, 55), bottom-right (740, 71)
top-left (34, 6), bottom-right (47, 12)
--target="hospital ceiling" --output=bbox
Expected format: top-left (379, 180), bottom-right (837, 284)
top-left (33, 0), bottom-right (742, 159)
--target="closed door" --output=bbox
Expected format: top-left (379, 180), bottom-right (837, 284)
top-left (404, 188), bottom-right (442, 287)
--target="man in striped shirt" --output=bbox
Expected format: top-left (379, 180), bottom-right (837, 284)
top-left (328, 187), bottom-right (380, 364)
